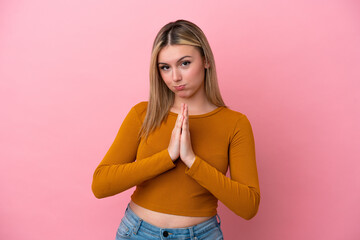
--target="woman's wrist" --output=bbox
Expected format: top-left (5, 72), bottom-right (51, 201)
top-left (167, 148), bottom-right (177, 162)
top-left (183, 154), bottom-right (196, 168)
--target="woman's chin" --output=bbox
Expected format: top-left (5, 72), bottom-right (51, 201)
top-left (176, 93), bottom-right (190, 99)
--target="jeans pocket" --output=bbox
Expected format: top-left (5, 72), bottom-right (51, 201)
top-left (116, 219), bottom-right (133, 239)
top-left (197, 225), bottom-right (223, 240)
top-left (217, 225), bottom-right (224, 240)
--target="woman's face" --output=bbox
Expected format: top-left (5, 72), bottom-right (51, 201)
top-left (158, 44), bottom-right (209, 99)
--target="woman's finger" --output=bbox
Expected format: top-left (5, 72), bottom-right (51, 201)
top-left (177, 104), bottom-right (183, 126)
top-left (182, 104), bottom-right (189, 132)
top-left (168, 104), bottom-right (184, 161)
top-left (182, 106), bottom-right (188, 129)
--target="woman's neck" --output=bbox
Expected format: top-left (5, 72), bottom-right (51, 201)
top-left (171, 99), bottom-right (217, 115)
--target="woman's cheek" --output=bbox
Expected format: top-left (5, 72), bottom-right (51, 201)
top-left (160, 73), bottom-right (170, 85)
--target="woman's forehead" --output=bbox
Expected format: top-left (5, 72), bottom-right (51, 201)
top-left (158, 45), bottom-right (199, 63)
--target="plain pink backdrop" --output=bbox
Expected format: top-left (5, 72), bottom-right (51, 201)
top-left (1, 0), bottom-right (359, 239)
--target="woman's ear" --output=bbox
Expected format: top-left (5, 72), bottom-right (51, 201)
top-left (204, 59), bottom-right (210, 69)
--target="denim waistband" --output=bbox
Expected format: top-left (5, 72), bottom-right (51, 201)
top-left (123, 203), bottom-right (221, 237)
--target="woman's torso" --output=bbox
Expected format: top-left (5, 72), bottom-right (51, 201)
top-left (129, 200), bottom-right (213, 228)
top-left (129, 103), bottom-right (223, 228)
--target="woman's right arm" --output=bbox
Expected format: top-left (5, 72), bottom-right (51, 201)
top-left (91, 104), bottom-right (176, 199)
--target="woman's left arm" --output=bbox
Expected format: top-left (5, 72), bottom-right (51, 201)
top-left (184, 115), bottom-right (260, 220)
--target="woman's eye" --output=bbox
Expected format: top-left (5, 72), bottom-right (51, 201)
top-left (160, 65), bottom-right (169, 71)
top-left (182, 61), bottom-right (191, 66)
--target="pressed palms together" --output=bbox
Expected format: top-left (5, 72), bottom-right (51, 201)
top-left (167, 103), bottom-right (196, 168)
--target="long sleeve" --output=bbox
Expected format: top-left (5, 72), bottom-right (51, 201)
top-left (184, 114), bottom-right (260, 220)
top-left (91, 105), bottom-right (176, 199)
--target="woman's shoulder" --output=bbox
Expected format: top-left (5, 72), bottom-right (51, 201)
top-left (221, 107), bottom-right (254, 140)
top-left (220, 106), bottom-right (255, 132)
top-left (132, 101), bottom-right (148, 110)
top-left (131, 101), bottom-right (148, 116)
top-left (221, 106), bottom-right (248, 122)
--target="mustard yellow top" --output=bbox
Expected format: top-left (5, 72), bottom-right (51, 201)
top-left (92, 101), bottom-right (260, 220)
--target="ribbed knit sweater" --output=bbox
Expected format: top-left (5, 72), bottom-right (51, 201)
top-left (92, 101), bottom-right (260, 220)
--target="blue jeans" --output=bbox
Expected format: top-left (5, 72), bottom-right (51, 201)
top-left (115, 203), bottom-right (223, 240)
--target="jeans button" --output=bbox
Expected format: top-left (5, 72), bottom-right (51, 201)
top-left (163, 231), bottom-right (169, 237)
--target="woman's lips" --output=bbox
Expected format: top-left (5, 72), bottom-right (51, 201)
top-left (175, 85), bottom-right (185, 91)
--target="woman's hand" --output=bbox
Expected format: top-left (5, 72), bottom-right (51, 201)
top-left (167, 103), bottom-right (184, 161)
top-left (167, 103), bottom-right (196, 167)
top-left (179, 104), bottom-right (196, 168)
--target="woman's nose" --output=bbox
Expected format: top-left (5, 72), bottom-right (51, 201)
top-left (172, 68), bottom-right (182, 81)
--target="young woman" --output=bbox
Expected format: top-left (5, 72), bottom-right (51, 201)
top-left (92, 19), bottom-right (260, 240)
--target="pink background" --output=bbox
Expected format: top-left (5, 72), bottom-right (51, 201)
top-left (1, 0), bottom-right (359, 239)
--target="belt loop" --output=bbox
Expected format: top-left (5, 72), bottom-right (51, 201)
top-left (133, 218), bottom-right (142, 235)
top-left (216, 214), bottom-right (221, 226)
top-left (188, 226), bottom-right (196, 240)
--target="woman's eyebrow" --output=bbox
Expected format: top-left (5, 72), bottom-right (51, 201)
top-left (158, 56), bottom-right (192, 65)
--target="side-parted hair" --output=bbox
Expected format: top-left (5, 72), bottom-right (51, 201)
top-left (138, 19), bottom-right (227, 142)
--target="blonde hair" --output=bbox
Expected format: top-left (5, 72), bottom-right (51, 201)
top-left (138, 19), bottom-right (227, 141)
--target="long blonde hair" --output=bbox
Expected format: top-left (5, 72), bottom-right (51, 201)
top-left (138, 19), bottom-right (227, 142)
